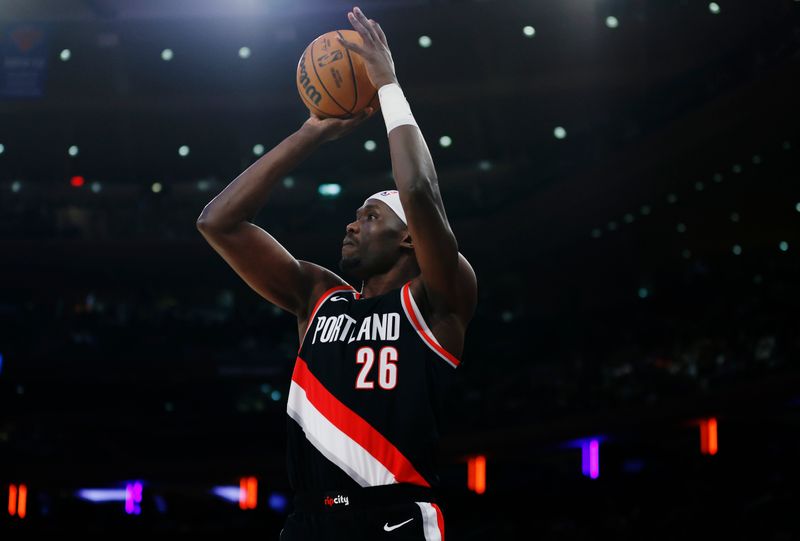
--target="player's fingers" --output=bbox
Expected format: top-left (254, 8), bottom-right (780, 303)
top-left (353, 7), bottom-right (381, 44)
top-left (337, 36), bottom-right (365, 56)
top-left (347, 10), bottom-right (375, 45)
top-left (372, 21), bottom-right (389, 47)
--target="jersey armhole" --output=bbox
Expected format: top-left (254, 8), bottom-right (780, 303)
top-left (400, 282), bottom-right (462, 369)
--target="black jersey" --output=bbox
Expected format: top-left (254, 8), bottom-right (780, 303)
top-left (285, 281), bottom-right (461, 492)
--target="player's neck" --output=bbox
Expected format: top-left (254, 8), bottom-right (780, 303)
top-left (359, 259), bottom-right (419, 299)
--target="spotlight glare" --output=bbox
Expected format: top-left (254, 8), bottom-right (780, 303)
top-left (0, 143), bottom-right (4, 154)
top-left (605, 16), bottom-right (619, 28)
top-left (676, 223), bottom-right (687, 233)
top-left (732, 244), bottom-right (742, 256)
top-left (239, 46), bottom-right (251, 59)
top-left (178, 145), bottom-right (190, 157)
top-left (283, 176), bottom-right (295, 189)
top-left (730, 212), bottom-right (740, 223)
top-left (712, 172), bottom-right (723, 183)
top-left (418, 35), bottom-right (432, 48)
top-left (694, 181), bottom-right (704, 191)
top-left (709, 2), bottom-right (721, 14)
top-left (364, 140), bottom-right (377, 152)
top-left (667, 193), bottom-right (678, 204)
top-left (318, 183), bottom-right (341, 197)
top-left (161, 48), bottom-right (174, 61)
top-left (523, 26), bottom-right (536, 37)
top-left (252, 144), bottom-right (265, 156)
top-left (68, 145), bottom-right (79, 157)
top-left (779, 241), bottom-right (789, 252)
top-left (591, 228), bottom-right (602, 238)
top-left (90, 181), bottom-right (102, 193)
top-left (553, 126), bottom-right (567, 139)
top-left (640, 205), bottom-right (651, 216)
top-left (152, 182), bottom-right (163, 193)
top-left (795, 202), bottom-right (800, 213)
top-left (682, 249), bottom-right (692, 259)
top-left (638, 287), bottom-right (649, 299)
top-left (60, 49), bottom-right (71, 61)
top-left (439, 135), bottom-right (452, 148)
top-left (11, 180), bottom-right (22, 193)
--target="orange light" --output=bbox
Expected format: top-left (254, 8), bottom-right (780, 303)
top-left (239, 476), bottom-right (257, 510)
top-left (8, 484), bottom-right (17, 516)
top-left (707, 418), bottom-right (718, 456)
top-left (699, 417), bottom-right (718, 455)
top-left (239, 478), bottom-right (247, 510)
top-left (467, 455), bottom-right (486, 495)
top-left (17, 485), bottom-right (26, 519)
top-left (246, 477), bottom-right (257, 509)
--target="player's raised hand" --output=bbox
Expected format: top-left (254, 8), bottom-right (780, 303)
top-left (302, 107), bottom-right (374, 143)
top-left (338, 6), bottom-right (398, 89)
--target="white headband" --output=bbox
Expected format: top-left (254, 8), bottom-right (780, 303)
top-left (363, 190), bottom-right (407, 226)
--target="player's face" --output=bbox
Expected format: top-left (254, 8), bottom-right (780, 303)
top-left (339, 200), bottom-right (408, 279)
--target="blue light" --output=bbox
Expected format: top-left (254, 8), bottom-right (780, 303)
top-left (318, 183), bottom-right (342, 197)
top-left (76, 489), bottom-right (127, 502)
top-left (212, 486), bottom-right (241, 503)
top-left (0, 352), bottom-right (4, 375)
top-left (582, 439), bottom-right (600, 479)
top-left (268, 492), bottom-right (289, 512)
top-left (125, 481), bottom-right (143, 515)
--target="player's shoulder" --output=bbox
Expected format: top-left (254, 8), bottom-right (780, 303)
top-left (411, 251), bottom-right (477, 324)
top-left (297, 260), bottom-right (358, 317)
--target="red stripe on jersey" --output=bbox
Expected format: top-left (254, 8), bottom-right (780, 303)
top-left (291, 357), bottom-right (431, 487)
top-left (298, 285), bottom-right (358, 348)
top-left (432, 502), bottom-right (445, 540)
top-left (401, 283), bottom-right (461, 368)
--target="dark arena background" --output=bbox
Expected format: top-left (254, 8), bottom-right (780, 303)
top-left (2, 0), bottom-right (800, 538)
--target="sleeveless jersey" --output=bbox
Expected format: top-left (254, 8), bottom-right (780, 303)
top-left (285, 281), bottom-right (462, 492)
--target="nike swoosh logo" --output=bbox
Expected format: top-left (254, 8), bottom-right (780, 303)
top-left (330, 296), bottom-right (348, 302)
top-left (384, 517), bottom-right (414, 531)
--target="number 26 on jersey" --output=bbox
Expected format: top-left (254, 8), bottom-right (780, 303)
top-left (355, 346), bottom-right (398, 390)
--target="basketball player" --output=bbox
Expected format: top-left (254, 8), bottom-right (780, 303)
top-left (197, 7), bottom-right (476, 540)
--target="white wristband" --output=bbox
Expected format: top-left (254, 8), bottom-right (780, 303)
top-left (378, 83), bottom-right (418, 134)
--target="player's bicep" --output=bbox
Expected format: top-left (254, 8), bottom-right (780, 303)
top-left (197, 221), bottom-right (318, 316)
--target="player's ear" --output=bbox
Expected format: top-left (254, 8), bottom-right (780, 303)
top-left (399, 230), bottom-right (413, 250)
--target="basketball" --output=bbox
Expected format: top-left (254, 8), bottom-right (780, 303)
top-left (296, 29), bottom-right (380, 119)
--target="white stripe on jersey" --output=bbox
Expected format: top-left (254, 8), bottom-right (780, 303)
top-left (400, 284), bottom-right (459, 369)
top-left (286, 380), bottom-right (397, 487)
top-left (415, 501), bottom-right (443, 541)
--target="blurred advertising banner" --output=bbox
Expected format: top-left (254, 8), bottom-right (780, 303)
top-left (1, 23), bottom-right (48, 98)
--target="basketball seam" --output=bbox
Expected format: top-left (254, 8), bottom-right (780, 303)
top-left (299, 77), bottom-right (339, 118)
top-left (310, 38), bottom-right (352, 116)
top-left (336, 30), bottom-right (359, 112)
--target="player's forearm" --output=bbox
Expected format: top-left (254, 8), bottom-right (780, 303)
top-left (197, 125), bottom-right (322, 232)
top-left (387, 123), bottom-right (439, 194)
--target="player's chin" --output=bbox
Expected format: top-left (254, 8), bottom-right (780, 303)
top-left (338, 255), bottom-right (362, 275)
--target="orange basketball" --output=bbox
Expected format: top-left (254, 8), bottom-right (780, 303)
top-left (296, 30), bottom-right (380, 119)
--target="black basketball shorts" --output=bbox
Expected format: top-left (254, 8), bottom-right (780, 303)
top-left (279, 483), bottom-right (445, 541)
